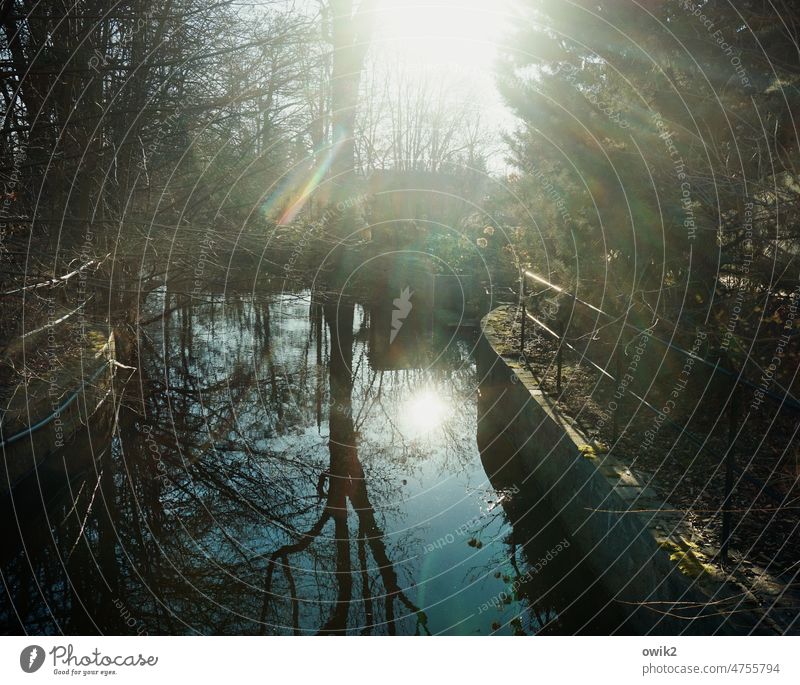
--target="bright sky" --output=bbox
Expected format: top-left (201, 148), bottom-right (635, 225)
top-left (373, 0), bottom-right (513, 70)
top-left (275, 0), bottom-right (520, 171)
top-left (372, 0), bottom-right (518, 166)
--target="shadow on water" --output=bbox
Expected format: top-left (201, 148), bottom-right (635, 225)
top-left (1, 282), bottom-right (623, 635)
top-left (477, 429), bottom-right (628, 634)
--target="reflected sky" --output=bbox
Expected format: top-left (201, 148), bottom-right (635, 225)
top-left (0, 287), bottom-right (620, 635)
top-left (396, 387), bottom-right (453, 441)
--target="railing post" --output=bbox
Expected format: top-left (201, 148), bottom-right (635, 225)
top-left (721, 362), bottom-right (738, 567)
top-left (520, 275), bottom-right (526, 357)
top-left (613, 346), bottom-right (622, 443)
top-left (556, 317), bottom-right (563, 394)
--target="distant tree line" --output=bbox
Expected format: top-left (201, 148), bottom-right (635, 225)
top-left (0, 0), bottom-right (494, 319)
top-left (1, 2), bottom-right (333, 302)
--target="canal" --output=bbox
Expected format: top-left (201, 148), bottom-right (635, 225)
top-left (1, 287), bottom-right (622, 635)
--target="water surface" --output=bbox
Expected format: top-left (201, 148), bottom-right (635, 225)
top-left (1, 288), bottom-right (619, 635)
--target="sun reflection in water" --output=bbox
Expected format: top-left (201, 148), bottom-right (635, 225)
top-left (400, 388), bottom-right (450, 438)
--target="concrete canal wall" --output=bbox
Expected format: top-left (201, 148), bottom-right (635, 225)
top-left (477, 306), bottom-right (787, 635)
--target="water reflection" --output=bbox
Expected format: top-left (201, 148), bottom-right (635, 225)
top-left (399, 388), bottom-right (450, 438)
top-left (1, 286), bottom-right (620, 635)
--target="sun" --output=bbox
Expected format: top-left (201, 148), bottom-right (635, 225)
top-left (373, 0), bottom-right (513, 72)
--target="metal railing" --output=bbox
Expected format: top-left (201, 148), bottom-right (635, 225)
top-left (0, 359), bottom-right (113, 450)
top-left (519, 270), bottom-right (798, 566)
